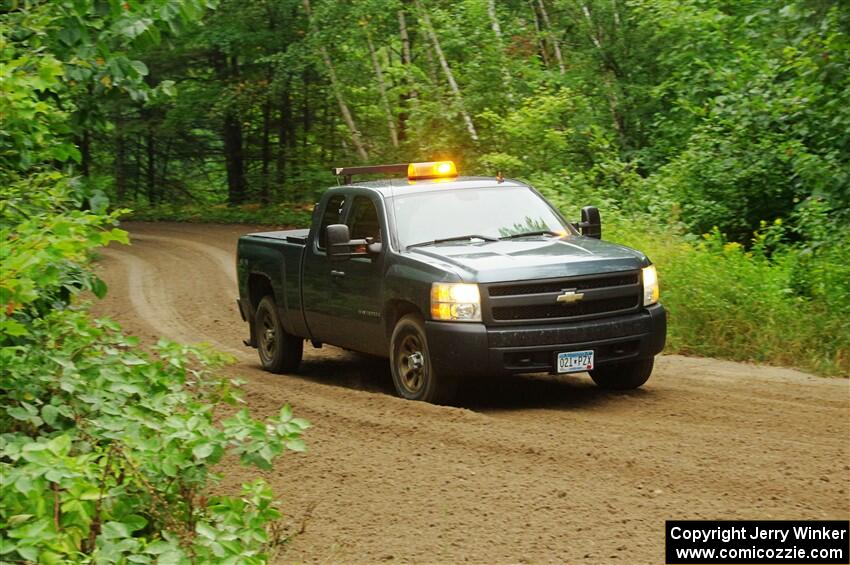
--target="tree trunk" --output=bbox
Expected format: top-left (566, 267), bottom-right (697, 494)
top-left (212, 49), bottom-right (247, 204)
top-left (486, 0), bottom-right (514, 100)
top-left (537, 0), bottom-right (565, 74)
top-left (78, 127), bottom-right (91, 177)
top-left (261, 90), bottom-right (272, 204)
top-left (160, 139), bottom-right (172, 192)
top-left (302, 0), bottom-right (369, 162)
top-left (276, 76), bottom-right (291, 185)
top-left (223, 111), bottom-right (246, 205)
top-left (114, 113), bottom-right (127, 202)
top-left (580, 2), bottom-right (627, 148)
top-left (397, 6), bottom-right (416, 142)
top-left (398, 6), bottom-right (417, 102)
top-left (414, 0), bottom-right (478, 141)
top-left (302, 67), bottom-right (311, 152)
top-left (146, 126), bottom-right (156, 204)
top-left (529, 1), bottom-right (550, 69)
top-left (365, 25), bottom-right (399, 148)
top-left (581, 3), bottom-right (604, 50)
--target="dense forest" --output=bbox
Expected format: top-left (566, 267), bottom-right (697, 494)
top-left (88, 0), bottom-right (850, 374)
top-left (76, 0), bottom-right (849, 242)
top-left (1, 0), bottom-right (848, 560)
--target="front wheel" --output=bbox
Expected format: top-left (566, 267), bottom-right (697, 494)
top-left (255, 296), bottom-right (303, 373)
top-left (589, 357), bottom-right (654, 390)
top-left (390, 314), bottom-right (457, 404)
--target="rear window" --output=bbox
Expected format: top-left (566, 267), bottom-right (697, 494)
top-left (318, 195), bottom-right (346, 249)
top-left (348, 196), bottom-right (382, 241)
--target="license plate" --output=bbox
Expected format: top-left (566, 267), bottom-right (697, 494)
top-left (556, 350), bottom-right (594, 373)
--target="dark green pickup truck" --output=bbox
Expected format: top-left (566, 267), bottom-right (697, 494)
top-left (236, 161), bottom-right (666, 403)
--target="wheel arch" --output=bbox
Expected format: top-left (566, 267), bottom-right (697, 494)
top-left (384, 299), bottom-right (424, 338)
top-left (247, 272), bottom-right (275, 314)
top-left (245, 273), bottom-right (275, 347)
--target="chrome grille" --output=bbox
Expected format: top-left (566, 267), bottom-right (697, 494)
top-left (487, 273), bottom-right (638, 297)
top-left (483, 270), bottom-right (642, 324)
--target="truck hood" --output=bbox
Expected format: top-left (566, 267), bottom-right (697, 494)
top-left (406, 236), bottom-right (648, 283)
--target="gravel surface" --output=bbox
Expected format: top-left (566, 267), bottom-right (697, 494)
top-left (92, 221), bottom-right (850, 564)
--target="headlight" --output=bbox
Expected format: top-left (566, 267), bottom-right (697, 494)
top-left (642, 265), bottom-right (659, 306)
top-left (431, 282), bottom-right (481, 322)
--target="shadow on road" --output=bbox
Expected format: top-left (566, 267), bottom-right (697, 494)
top-left (244, 345), bottom-right (651, 412)
top-left (457, 373), bottom-right (651, 412)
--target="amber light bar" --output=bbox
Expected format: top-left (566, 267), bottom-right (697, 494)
top-left (331, 161), bottom-right (458, 184)
top-left (408, 161), bottom-right (458, 181)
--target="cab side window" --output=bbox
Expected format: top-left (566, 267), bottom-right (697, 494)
top-left (348, 196), bottom-right (382, 242)
top-left (318, 194), bottom-right (346, 249)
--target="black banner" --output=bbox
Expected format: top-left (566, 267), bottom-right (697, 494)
top-left (666, 520), bottom-right (849, 564)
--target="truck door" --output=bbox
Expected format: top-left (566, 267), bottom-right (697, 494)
top-left (302, 193), bottom-right (350, 346)
top-left (332, 195), bottom-right (387, 355)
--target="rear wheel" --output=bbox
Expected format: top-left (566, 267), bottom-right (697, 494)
top-left (390, 314), bottom-right (457, 404)
top-left (255, 296), bottom-right (303, 373)
top-left (589, 357), bottom-right (654, 390)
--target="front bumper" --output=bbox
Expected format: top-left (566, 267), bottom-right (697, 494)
top-left (425, 304), bottom-right (666, 377)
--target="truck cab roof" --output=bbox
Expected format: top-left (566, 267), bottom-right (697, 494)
top-left (330, 176), bottom-right (529, 198)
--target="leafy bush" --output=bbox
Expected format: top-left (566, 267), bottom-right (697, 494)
top-left (1, 313), bottom-right (308, 563)
top-left (2, 2), bottom-right (311, 561)
top-left (605, 208), bottom-right (850, 377)
top-left (1, 176), bottom-right (310, 561)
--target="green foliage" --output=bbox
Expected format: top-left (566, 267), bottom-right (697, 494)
top-left (605, 208), bottom-right (850, 376)
top-left (1, 312), bottom-right (308, 562)
top-left (2, 1), bottom-right (309, 562)
top-left (634, 0), bottom-right (850, 239)
top-left (1, 179), bottom-right (311, 559)
top-left (1, 174), bottom-right (127, 319)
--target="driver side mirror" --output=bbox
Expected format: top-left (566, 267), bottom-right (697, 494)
top-left (326, 224), bottom-right (382, 261)
top-left (578, 206), bottom-right (602, 239)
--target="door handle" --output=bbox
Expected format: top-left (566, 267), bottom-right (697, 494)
top-left (330, 269), bottom-right (346, 278)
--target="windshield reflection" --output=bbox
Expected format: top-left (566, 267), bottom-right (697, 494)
top-left (392, 186), bottom-right (572, 249)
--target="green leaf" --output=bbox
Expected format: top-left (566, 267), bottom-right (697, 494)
top-left (102, 521), bottom-right (132, 539)
top-left (0, 319), bottom-right (29, 337)
top-left (195, 522), bottom-right (217, 540)
top-left (285, 438), bottom-right (306, 452)
top-left (41, 405), bottom-right (59, 426)
top-left (192, 442), bottom-right (214, 460)
top-left (130, 60), bottom-right (149, 76)
top-left (6, 515), bottom-right (33, 527)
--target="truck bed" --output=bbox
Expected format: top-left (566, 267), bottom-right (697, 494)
top-left (237, 229), bottom-right (310, 338)
top-left (248, 228), bottom-right (310, 245)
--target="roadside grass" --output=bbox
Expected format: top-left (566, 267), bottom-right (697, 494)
top-left (608, 216), bottom-right (849, 377)
top-left (124, 202), bottom-right (849, 377)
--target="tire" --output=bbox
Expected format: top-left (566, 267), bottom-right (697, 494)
top-left (390, 314), bottom-right (457, 404)
top-left (589, 357), bottom-right (654, 390)
top-left (254, 296), bottom-right (303, 373)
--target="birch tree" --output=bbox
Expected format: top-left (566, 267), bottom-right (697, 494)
top-left (579, 2), bottom-right (626, 145)
top-left (414, 0), bottom-right (479, 141)
top-left (537, 0), bottom-right (566, 74)
top-left (364, 23), bottom-right (399, 147)
top-left (302, 0), bottom-right (369, 161)
top-left (486, 0), bottom-right (514, 100)
top-left (398, 7), bottom-right (417, 101)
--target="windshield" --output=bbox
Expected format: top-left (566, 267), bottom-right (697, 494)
top-left (391, 186), bottom-right (574, 249)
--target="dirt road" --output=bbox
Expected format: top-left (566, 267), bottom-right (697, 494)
top-left (93, 222), bottom-right (850, 564)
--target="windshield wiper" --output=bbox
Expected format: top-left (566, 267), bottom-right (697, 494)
top-left (407, 234), bottom-right (498, 249)
top-left (499, 230), bottom-right (563, 240)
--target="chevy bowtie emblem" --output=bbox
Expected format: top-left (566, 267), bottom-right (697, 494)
top-left (556, 290), bottom-right (584, 304)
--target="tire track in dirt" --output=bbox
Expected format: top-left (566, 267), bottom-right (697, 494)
top-left (97, 242), bottom-right (244, 356)
top-left (92, 222), bottom-right (850, 565)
